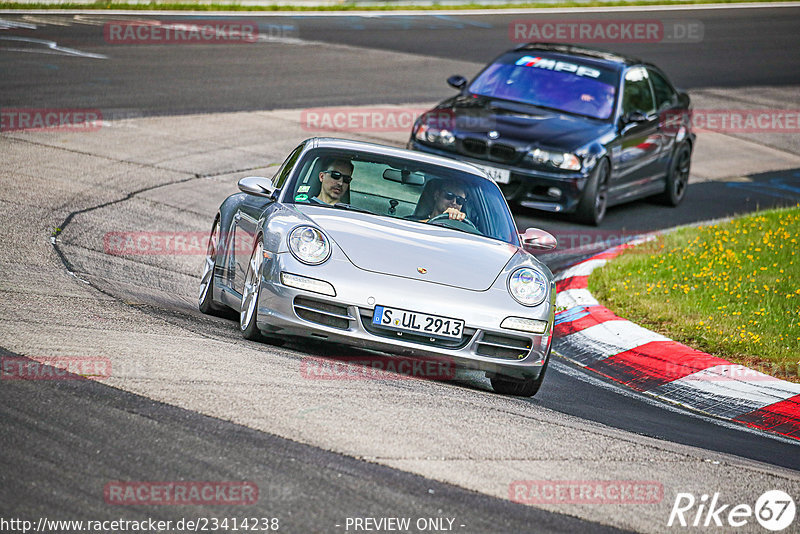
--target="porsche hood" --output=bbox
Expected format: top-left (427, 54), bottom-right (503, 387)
top-left (297, 207), bottom-right (518, 291)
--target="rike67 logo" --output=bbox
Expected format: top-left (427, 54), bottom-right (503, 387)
top-left (668, 490), bottom-right (796, 531)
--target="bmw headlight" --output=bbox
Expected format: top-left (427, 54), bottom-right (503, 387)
top-left (414, 122), bottom-right (428, 142)
top-left (414, 123), bottom-right (455, 147)
top-left (288, 226), bottom-right (331, 265)
top-left (437, 129), bottom-right (455, 146)
top-left (508, 267), bottom-right (548, 306)
top-left (527, 148), bottom-right (581, 171)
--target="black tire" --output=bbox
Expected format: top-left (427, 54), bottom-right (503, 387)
top-left (490, 351), bottom-right (550, 397)
top-left (240, 239), bottom-right (265, 341)
top-left (659, 143), bottom-right (691, 206)
top-left (198, 217), bottom-right (224, 315)
top-left (574, 158), bottom-right (610, 226)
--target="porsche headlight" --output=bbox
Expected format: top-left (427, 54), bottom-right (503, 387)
top-left (508, 267), bottom-right (548, 306)
top-left (288, 226), bottom-right (330, 265)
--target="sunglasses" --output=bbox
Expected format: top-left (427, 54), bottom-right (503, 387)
top-left (443, 191), bottom-right (467, 206)
top-left (323, 170), bottom-right (352, 184)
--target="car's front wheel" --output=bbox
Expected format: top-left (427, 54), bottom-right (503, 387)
top-left (240, 239), bottom-right (264, 341)
top-left (489, 352), bottom-right (550, 397)
top-left (574, 158), bottom-right (610, 226)
top-left (659, 143), bottom-right (691, 206)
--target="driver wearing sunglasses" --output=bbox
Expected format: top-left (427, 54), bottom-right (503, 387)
top-left (315, 158), bottom-right (354, 205)
top-left (425, 181), bottom-right (468, 222)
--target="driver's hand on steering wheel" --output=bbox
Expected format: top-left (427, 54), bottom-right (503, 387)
top-left (443, 207), bottom-right (466, 221)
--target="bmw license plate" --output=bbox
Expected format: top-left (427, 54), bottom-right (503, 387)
top-left (472, 163), bottom-right (510, 184)
top-left (372, 305), bottom-right (464, 340)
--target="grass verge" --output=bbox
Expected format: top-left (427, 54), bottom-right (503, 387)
top-left (0, 0), bottom-right (797, 11)
top-left (589, 206), bottom-right (800, 382)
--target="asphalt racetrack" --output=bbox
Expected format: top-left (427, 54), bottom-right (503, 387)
top-left (2, 6), bottom-right (800, 533)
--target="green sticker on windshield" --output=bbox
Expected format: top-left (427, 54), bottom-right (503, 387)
top-left (294, 193), bottom-right (309, 202)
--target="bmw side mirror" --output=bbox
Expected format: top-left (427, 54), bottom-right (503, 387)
top-left (621, 110), bottom-right (648, 126)
top-left (520, 228), bottom-right (557, 251)
top-left (447, 75), bottom-right (468, 91)
top-left (238, 176), bottom-right (276, 198)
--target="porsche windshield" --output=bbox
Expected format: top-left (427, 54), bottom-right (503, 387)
top-left (468, 52), bottom-right (618, 120)
top-left (286, 148), bottom-right (519, 245)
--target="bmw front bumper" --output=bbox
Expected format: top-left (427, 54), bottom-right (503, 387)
top-left (409, 140), bottom-right (592, 214)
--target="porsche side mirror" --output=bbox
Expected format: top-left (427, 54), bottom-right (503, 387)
top-left (447, 75), bottom-right (468, 91)
top-left (238, 176), bottom-right (276, 198)
top-left (520, 228), bottom-right (557, 251)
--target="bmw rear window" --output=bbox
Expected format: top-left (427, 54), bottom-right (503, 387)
top-left (469, 52), bottom-right (619, 120)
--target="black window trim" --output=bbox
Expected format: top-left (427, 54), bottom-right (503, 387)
top-left (620, 64), bottom-right (657, 119)
top-left (645, 66), bottom-right (679, 112)
top-left (272, 142), bottom-right (306, 190)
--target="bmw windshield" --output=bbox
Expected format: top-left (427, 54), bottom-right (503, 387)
top-left (468, 52), bottom-right (619, 120)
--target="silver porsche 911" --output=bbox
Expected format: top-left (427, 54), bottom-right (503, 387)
top-left (198, 138), bottom-right (557, 396)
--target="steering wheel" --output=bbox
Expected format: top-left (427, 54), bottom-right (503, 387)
top-left (427, 213), bottom-right (480, 234)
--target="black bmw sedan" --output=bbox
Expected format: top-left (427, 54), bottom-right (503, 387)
top-left (408, 43), bottom-right (695, 225)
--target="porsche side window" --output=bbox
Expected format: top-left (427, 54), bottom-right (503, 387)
top-left (622, 67), bottom-right (655, 116)
top-left (272, 143), bottom-right (305, 189)
top-left (648, 69), bottom-right (677, 110)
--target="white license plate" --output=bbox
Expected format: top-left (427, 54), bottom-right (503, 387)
top-left (473, 163), bottom-right (510, 184)
top-left (372, 305), bottom-right (464, 340)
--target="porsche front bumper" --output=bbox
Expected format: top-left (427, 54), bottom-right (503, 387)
top-left (252, 251), bottom-right (554, 380)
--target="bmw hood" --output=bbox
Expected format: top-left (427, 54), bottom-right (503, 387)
top-left (429, 96), bottom-right (614, 152)
top-left (298, 207), bottom-right (517, 291)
